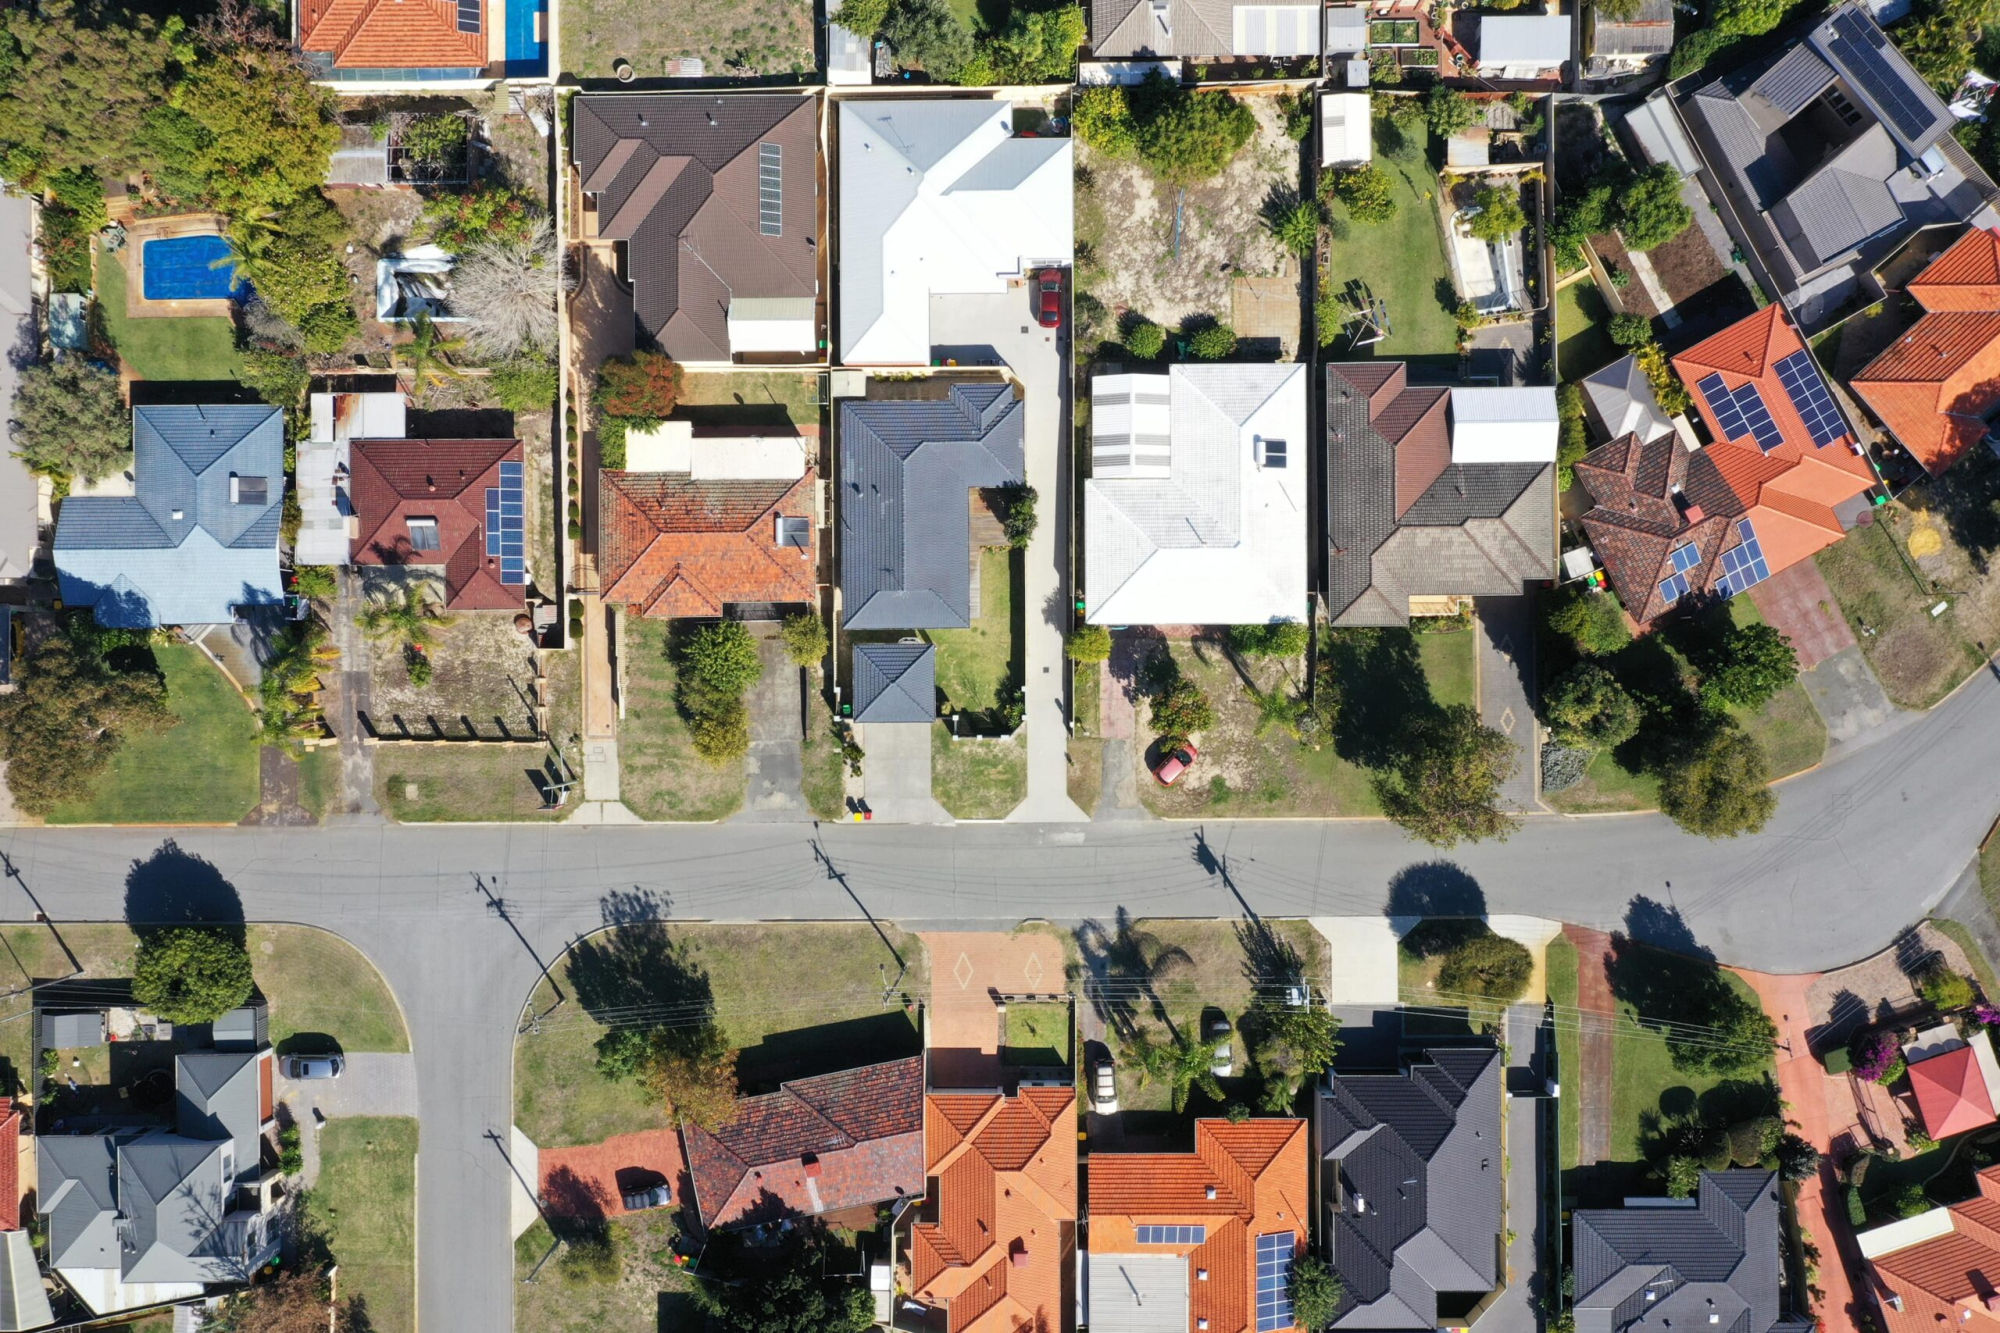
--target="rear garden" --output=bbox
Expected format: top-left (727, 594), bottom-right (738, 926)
top-left (94, 237), bottom-right (242, 382)
top-left (1319, 104), bottom-right (1457, 364)
top-left (559, 0), bottom-right (813, 79)
top-left (1556, 277), bottom-right (1616, 383)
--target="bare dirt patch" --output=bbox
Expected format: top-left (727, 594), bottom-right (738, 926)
top-left (365, 596), bottom-right (544, 738)
top-left (1077, 93), bottom-right (1301, 339)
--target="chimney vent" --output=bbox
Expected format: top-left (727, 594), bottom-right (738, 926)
top-left (802, 1153), bottom-right (821, 1178)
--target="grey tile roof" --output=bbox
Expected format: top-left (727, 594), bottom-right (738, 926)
top-left (1746, 45), bottom-right (1835, 119)
top-left (1091, 0), bottom-right (1231, 57)
top-left (54, 404), bottom-right (285, 628)
top-left (853, 642), bottom-right (937, 723)
top-left (1572, 1170), bottom-right (1790, 1333)
top-left (1582, 356), bottom-right (1674, 444)
top-left (837, 384), bottom-right (1024, 630)
top-left (572, 94), bottom-right (818, 361)
top-left (1320, 1047), bottom-right (1504, 1328)
top-left (38, 1135), bottom-right (118, 1270)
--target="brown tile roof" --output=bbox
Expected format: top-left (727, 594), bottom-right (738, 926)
top-left (598, 467), bottom-right (817, 619)
top-left (350, 439), bottom-right (523, 612)
top-left (1852, 309), bottom-right (2000, 473)
top-left (1908, 226), bottom-right (2000, 311)
top-left (1089, 1119), bottom-right (1309, 1333)
top-left (298, 0), bottom-right (487, 69)
top-left (911, 1088), bottom-right (1076, 1333)
top-left (1868, 1167), bottom-right (2000, 1333)
top-left (572, 95), bottom-right (819, 361)
top-left (681, 1056), bottom-right (924, 1231)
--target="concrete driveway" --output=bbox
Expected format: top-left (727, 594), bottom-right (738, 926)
top-left (274, 1052), bottom-right (419, 1186)
top-left (1473, 596), bottom-right (1542, 812)
top-left (736, 631), bottom-right (806, 822)
top-left (858, 720), bottom-right (948, 823)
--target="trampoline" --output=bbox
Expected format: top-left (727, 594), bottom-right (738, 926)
top-left (141, 234), bottom-right (244, 302)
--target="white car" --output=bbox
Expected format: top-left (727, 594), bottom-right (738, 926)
top-left (1092, 1057), bottom-right (1119, 1114)
top-left (1209, 1015), bottom-right (1232, 1076)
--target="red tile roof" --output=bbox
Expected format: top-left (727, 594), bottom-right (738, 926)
top-left (1852, 308), bottom-right (2000, 474)
top-left (681, 1056), bottom-right (924, 1231)
top-left (1910, 1046), bottom-right (1999, 1140)
top-left (350, 439), bottom-right (524, 612)
top-left (0, 1099), bottom-right (18, 1231)
top-left (298, 0), bottom-right (488, 70)
top-left (1090, 1119), bottom-right (1309, 1333)
top-left (1868, 1166), bottom-right (2000, 1333)
top-left (1908, 227), bottom-right (2000, 312)
top-left (911, 1088), bottom-right (1077, 1333)
top-left (599, 468), bottom-right (818, 619)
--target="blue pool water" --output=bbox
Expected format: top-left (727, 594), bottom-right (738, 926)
top-left (504, 0), bottom-right (547, 75)
top-left (141, 235), bottom-right (245, 302)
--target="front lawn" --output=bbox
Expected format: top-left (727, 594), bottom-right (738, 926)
top-left (932, 724), bottom-right (1027, 820)
top-left (1003, 1001), bottom-right (1072, 1067)
top-left (1547, 935), bottom-right (1581, 1175)
top-left (618, 618), bottom-right (745, 822)
top-left (1322, 119), bottom-right (1458, 362)
top-left (515, 923), bottom-right (928, 1147)
top-left (1138, 626), bottom-right (1475, 817)
top-left (560, 0), bottom-right (813, 79)
top-left (48, 644), bottom-right (259, 825)
top-left (929, 547), bottom-right (1020, 721)
top-left (514, 1210), bottom-right (693, 1333)
top-left (310, 1117), bottom-right (418, 1333)
top-left (1556, 278), bottom-right (1616, 383)
top-left (374, 646), bottom-right (581, 822)
top-left (96, 241), bottom-right (243, 383)
top-left (800, 686), bottom-right (848, 821)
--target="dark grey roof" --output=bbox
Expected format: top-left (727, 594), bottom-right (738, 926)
top-left (1747, 45), bottom-right (1834, 118)
top-left (571, 95), bottom-right (818, 361)
top-left (852, 642), bottom-right (936, 723)
top-left (176, 1050), bottom-right (263, 1183)
top-left (40, 1011), bottom-right (104, 1048)
top-left (1320, 1047), bottom-right (1504, 1328)
top-left (1767, 124), bottom-right (1903, 268)
top-left (117, 1132), bottom-right (243, 1284)
top-left (1325, 365), bottom-right (1402, 626)
top-left (1811, 4), bottom-right (1951, 156)
top-left (1572, 1171), bottom-right (1793, 1333)
top-left (38, 1135), bottom-right (118, 1270)
top-left (1591, 0), bottom-right (1673, 60)
top-left (838, 384), bottom-right (1024, 630)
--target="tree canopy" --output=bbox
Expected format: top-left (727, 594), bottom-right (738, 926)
top-left (1325, 163), bottom-right (1397, 223)
top-left (1138, 87), bottom-right (1258, 185)
top-left (170, 44), bottom-right (337, 219)
top-left (1544, 663), bottom-right (1642, 749)
top-left (1373, 704), bottom-right (1518, 847)
top-left (963, 5), bottom-right (1084, 83)
top-left (12, 358), bottom-right (129, 482)
top-left (1424, 85), bottom-right (1480, 137)
top-left (1659, 722), bottom-right (1776, 839)
top-left (881, 0), bottom-right (972, 79)
top-left (0, 1), bottom-right (181, 184)
top-left (134, 926), bottom-right (255, 1025)
top-left (1697, 622), bottom-right (1798, 709)
top-left (1544, 585), bottom-right (1633, 656)
top-left (1618, 164), bottom-right (1695, 251)
top-left (691, 1232), bottom-right (876, 1333)
top-left (1150, 677), bottom-right (1215, 739)
top-left (0, 633), bottom-right (174, 815)
top-left (1467, 185), bottom-right (1528, 242)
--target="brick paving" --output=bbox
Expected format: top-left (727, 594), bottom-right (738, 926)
top-left (1564, 924), bottom-right (1616, 1167)
top-left (920, 930), bottom-right (1070, 1087)
top-left (537, 1128), bottom-right (687, 1220)
top-left (1749, 559), bottom-right (1857, 670)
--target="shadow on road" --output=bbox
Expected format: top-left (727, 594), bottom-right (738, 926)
top-left (122, 839), bottom-right (245, 941)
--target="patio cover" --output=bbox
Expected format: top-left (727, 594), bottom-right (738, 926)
top-left (1909, 1038), bottom-right (2000, 1139)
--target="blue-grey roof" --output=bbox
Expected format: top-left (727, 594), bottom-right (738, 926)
top-left (838, 384), bottom-right (1025, 630)
top-left (38, 1135), bottom-right (118, 1271)
top-left (176, 1051), bottom-right (263, 1185)
top-left (55, 404), bottom-right (285, 628)
top-left (1320, 1047), bottom-right (1504, 1328)
top-left (1572, 1171), bottom-right (1795, 1333)
top-left (118, 1132), bottom-right (243, 1284)
top-left (853, 642), bottom-right (936, 723)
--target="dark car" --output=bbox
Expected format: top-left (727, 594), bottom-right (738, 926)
top-left (1153, 743), bottom-right (1197, 786)
top-left (283, 1054), bottom-right (345, 1081)
top-left (1037, 268), bottom-right (1063, 328)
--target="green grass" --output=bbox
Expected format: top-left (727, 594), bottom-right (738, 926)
top-left (514, 1209), bottom-right (692, 1333)
top-left (1002, 1001), bottom-right (1072, 1067)
top-left (1323, 123), bottom-right (1458, 361)
top-left (95, 242), bottom-right (243, 383)
top-left (800, 686), bottom-right (848, 821)
top-left (1417, 627), bottom-right (1476, 708)
top-left (251, 925), bottom-right (409, 1054)
top-left (1547, 936), bottom-right (1581, 1176)
top-left (48, 644), bottom-right (259, 825)
top-left (1557, 278), bottom-right (1617, 383)
top-left (516, 924), bottom-right (927, 1147)
top-left (377, 744), bottom-right (573, 822)
top-left (616, 617), bottom-right (744, 822)
top-left (1931, 918), bottom-right (2000, 999)
top-left (929, 547), bottom-right (1020, 719)
top-left (932, 723), bottom-right (1026, 819)
top-left (673, 370), bottom-right (823, 430)
top-left (310, 1118), bottom-right (417, 1333)
top-left (296, 747), bottom-right (342, 822)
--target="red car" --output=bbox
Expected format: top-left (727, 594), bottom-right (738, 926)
top-left (1037, 268), bottom-right (1064, 328)
top-left (1153, 742), bottom-right (1197, 786)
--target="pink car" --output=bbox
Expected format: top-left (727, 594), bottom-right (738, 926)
top-left (1153, 743), bottom-right (1198, 786)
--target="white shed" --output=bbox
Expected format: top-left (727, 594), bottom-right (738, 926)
top-left (1477, 14), bottom-right (1571, 78)
top-left (1321, 93), bottom-right (1373, 166)
top-left (1449, 386), bottom-right (1559, 463)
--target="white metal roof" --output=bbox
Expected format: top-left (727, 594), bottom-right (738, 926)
top-left (1079, 58), bottom-right (1182, 84)
top-left (728, 297), bottom-right (818, 354)
top-left (1623, 92), bottom-right (1703, 178)
top-left (1088, 1253), bottom-right (1190, 1333)
top-left (1856, 1206), bottom-right (1956, 1259)
top-left (1321, 93), bottom-right (1373, 166)
top-left (837, 100), bottom-right (1074, 366)
top-left (1325, 3), bottom-right (1369, 53)
top-left (1232, 4), bottom-right (1318, 55)
top-left (1450, 386), bottom-right (1559, 463)
top-left (1478, 14), bottom-right (1571, 67)
top-left (624, 420), bottom-right (809, 480)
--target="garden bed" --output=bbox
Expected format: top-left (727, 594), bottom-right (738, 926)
top-left (365, 602), bottom-right (544, 740)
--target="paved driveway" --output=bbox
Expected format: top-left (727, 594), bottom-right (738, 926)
top-left (1474, 596), bottom-right (1542, 812)
top-left (1749, 559), bottom-right (1856, 669)
top-left (736, 633), bottom-right (806, 823)
top-left (274, 1052), bottom-right (419, 1186)
top-left (1800, 644), bottom-right (1900, 748)
top-left (859, 720), bottom-right (947, 823)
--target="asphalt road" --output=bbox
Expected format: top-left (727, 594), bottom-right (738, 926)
top-left (0, 654), bottom-right (1992, 1332)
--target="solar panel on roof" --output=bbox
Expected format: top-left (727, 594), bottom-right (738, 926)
top-left (1669, 542), bottom-right (1699, 575)
top-left (758, 142), bottom-right (782, 238)
top-left (1825, 7), bottom-right (1940, 145)
top-left (456, 0), bottom-right (479, 33)
top-left (1698, 373), bottom-right (1748, 441)
top-left (1256, 1233), bottom-right (1295, 1333)
top-left (1773, 350), bottom-right (1848, 447)
top-left (1732, 382), bottom-right (1785, 453)
top-left (1659, 571), bottom-right (1690, 606)
top-left (487, 460), bottom-right (525, 586)
top-left (1135, 1225), bottom-right (1206, 1245)
top-left (1716, 517), bottom-right (1772, 597)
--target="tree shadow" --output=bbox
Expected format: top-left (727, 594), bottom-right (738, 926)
top-left (1621, 895), bottom-right (1712, 961)
top-left (1236, 919), bottom-right (1305, 993)
top-left (565, 888), bottom-right (715, 1034)
top-left (1906, 422), bottom-right (2000, 574)
top-left (543, 1164), bottom-right (613, 1222)
top-left (1383, 860), bottom-right (1488, 918)
top-left (1322, 627), bottom-right (1434, 769)
top-left (1074, 909), bottom-right (1192, 1041)
top-left (122, 840), bottom-right (245, 944)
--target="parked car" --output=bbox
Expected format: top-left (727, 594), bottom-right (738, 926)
top-left (1037, 268), bottom-right (1063, 328)
top-left (1092, 1056), bottom-right (1119, 1114)
top-left (283, 1054), bottom-right (345, 1081)
top-left (1154, 743), bottom-right (1197, 785)
top-left (1208, 1015), bottom-right (1232, 1076)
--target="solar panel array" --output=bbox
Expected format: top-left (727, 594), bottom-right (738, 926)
top-left (1773, 350), bottom-right (1847, 447)
top-left (1717, 518), bottom-right (1772, 596)
top-left (1255, 1233), bottom-right (1295, 1333)
top-left (456, 0), bottom-right (479, 33)
top-left (1826, 8), bottom-right (1940, 144)
top-left (758, 143), bottom-right (782, 237)
top-left (1658, 541), bottom-right (1699, 607)
top-left (485, 460), bottom-right (525, 585)
top-left (1696, 373), bottom-right (1783, 452)
top-left (1134, 1225), bottom-right (1206, 1245)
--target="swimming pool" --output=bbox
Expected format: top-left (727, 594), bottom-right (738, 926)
top-left (141, 235), bottom-right (245, 302)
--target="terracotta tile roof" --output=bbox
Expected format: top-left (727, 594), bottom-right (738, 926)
top-left (1089, 1119), bottom-right (1309, 1333)
top-left (598, 469), bottom-right (817, 619)
top-left (681, 1056), bottom-right (924, 1231)
top-left (0, 1099), bottom-right (17, 1231)
top-left (1868, 1167), bottom-right (2000, 1333)
top-left (912, 1088), bottom-right (1077, 1333)
top-left (1910, 1047), bottom-right (1998, 1139)
top-left (1909, 227), bottom-right (2000, 311)
top-left (1852, 310), bottom-right (2000, 473)
top-left (350, 439), bottom-right (524, 612)
top-left (297, 0), bottom-right (487, 69)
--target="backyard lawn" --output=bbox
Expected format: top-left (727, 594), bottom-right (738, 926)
top-left (1322, 121), bottom-right (1457, 361)
top-left (617, 618), bottom-right (744, 822)
top-left (515, 923), bottom-right (927, 1147)
top-left (928, 547), bottom-right (1020, 720)
top-left (674, 369), bottom-right (824, 431)
top-left (48, 644), bottom-right (259, 825)
top-left (310, 1117), bottom-right (418, 1333)
top-left (96, 242), bottom-right (243, 383)
top-left (560, 0), bottom-right (813, 79)
top-left (1556, 278), bottom-right (1616, 383)
top-left (933, 724), bottom-right (1027, 820)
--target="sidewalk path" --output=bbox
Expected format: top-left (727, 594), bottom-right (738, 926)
top-left (1564, 924), bottom-right (1615, 1168)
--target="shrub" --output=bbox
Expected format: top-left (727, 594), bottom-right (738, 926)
top-left (1187, 323), bottom-right (1238, 360)
top-left (1288, 1254), bottom-right (1343, 1331)
top-left (998, 484), bottom-right (1038, 549)
top-left (1846, 1185), bottom-right (1867, 1227)
top-left (1066, 625), bottom-right (1113, 663)
top-left (1540, 743), bottom-right (1590, 792)
top-left (1543, 663), bottom-right (1641, 749)
top-left (1279, 90), bottom-right (1314, 141)
top-left (240, 350), bottom-right (312, 414)
top-left (1125, 320), bottom-right (1166, 359)
top-left (1150, 677), bottom-right (1214, 737)
top-left (1919, 965), bottom-right (1976, 1011)
top-left (1544, 585), bottom-right (1631, 656)
top-left (691, 706), bottom-right (751, 762)
top-left (489, 358), bottom-right (559, 413)
top-left (881, 0), bottom-right (973, 79)
top-left (1227, 622), bottom-right (1309, 658)
top-left (1890, 1183), bottom-right (1933, 1219)
top-left (968, 5), bottom-right (1085, 84)
top-left (133, 927), bottom-right (254, 1026)
top-left (556, 1223), bottom-right (622, 1283)
top-left (1618, 164), bottom-right (1694, 251)
top-left (1424, 84), bottom-right (1479, 137)
top-left (1436, 930), bottom-right (1534, 1003)
top-left (422, 184), bottom-right (536, 251)
top-left (1269, 195), bottom-right (1321, 256)
top-left (406, 649), bottom-right (433, 686)
top-left (1073, 85), bottom-right (1139, 157)
top-left (1664, 1155), bottom-right (1703, 1198)
top-left (1635, 341), bottom-right (1694, 416)
top-left (1659, 722), bottom-right (1775, 840)
top-left (1609, 312), bottom-right (1652, 347)
top-left (1136, 88), bottom-right (1257, 185)
top-left (1854, 1032), bottom-right (1906, 1085)
top-left (455, 216), bottom-right (567, 362)
top-left (278, 1122), bottom-right (304, 1176)
top-left (400, 113), bottom-right (468, 165)
top-left (12, 358), bottom-right (128, 482)
top-left (596, 352), bottom-right (683, 419)
top-left (293, 566), bottom-right (338, 600)
top-left (837, 0), bottom-right (892, 34)
top-left (45, 168), bottom-right (107, 230)
top-left (683, 621), bottom-right (763, 695)
top-left (1669, 26), bottom-right (1735, 79)
top-left (1326, 163), bottom-right (1397, 223)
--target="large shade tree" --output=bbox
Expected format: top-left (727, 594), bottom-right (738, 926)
top-left (0, 635), bottom-right (174, 815)
top-left (134, 926), bottom-right (255, 1025)
top-left (12, 359), bottom-right (130, 482)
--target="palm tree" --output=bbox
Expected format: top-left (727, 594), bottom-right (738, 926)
top-left (214, 215), bottom-right (285, 286)
top-left (1249, 683), bottom-right (1306, 739)
top-left (357, 585), bottom-right (453, 651)
top-left (1076, 908), bottom-right (1194, 1039)
top-left (397, 311), bottom-right (464, 407)
top-left (1119, 1027), bottom-right (1225, 1114)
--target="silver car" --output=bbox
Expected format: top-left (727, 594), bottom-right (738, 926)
top-left (1092, 1057), bottom-right (1119, 1114)
top-left (1209, 1015), bottom-right (1232, 1076)
top-left (283, 1054), bottom-right (345, 1081)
